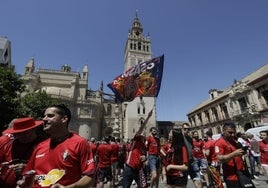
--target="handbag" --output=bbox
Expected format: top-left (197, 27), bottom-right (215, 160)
top-left (236, 170), bottom-right (255, 188)
top-left (231, 153), bottom-right (256, 188)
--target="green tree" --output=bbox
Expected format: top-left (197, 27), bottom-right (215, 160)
top-left (0, 66), bottom-right (25, 131)
top-left (18, 90), bottom-right (61, 120)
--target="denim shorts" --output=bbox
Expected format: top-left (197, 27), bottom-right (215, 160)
top-left (148, 154), bottom-right (160, 171)
top-left (189, 157), bottom-right (208, 180)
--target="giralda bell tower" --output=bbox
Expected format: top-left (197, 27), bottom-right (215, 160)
top-left (122, 13), bottom-right (156, 140)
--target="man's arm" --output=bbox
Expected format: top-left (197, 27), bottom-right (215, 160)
top-left (136, 109), bottom-right (153, 135)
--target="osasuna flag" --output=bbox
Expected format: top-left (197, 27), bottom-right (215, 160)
top-left (107, 55), bottom-right (164, 102)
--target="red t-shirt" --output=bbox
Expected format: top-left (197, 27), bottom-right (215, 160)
top-left (163, 146), bottom-right (188, 177)
top-left (215, 137), bottom-right (244, 181)
top-left (24, 133), bottom-right (95, 188)
top-left (203, 139), bottom-right (217, 163)
top-left (110, 142), bottom-right (119, 163)
top-left (259, 140), bottom-right (268, 165)
top-left (96, 142), bottom-right (113, 168)
top-left (88, 142), bottom-right (97, 157)
top-left (192, 139), bottom-right (205, 159)
top-left (146, 135), bottom-right (160, 155)
top-left (125, 135), bottom-right (147, 170)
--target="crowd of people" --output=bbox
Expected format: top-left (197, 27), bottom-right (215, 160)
top-left (0, 104), bottom-right (268, 188)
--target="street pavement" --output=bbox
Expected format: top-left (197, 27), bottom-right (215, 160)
top-left (112, 173), bottom-right (268, 188)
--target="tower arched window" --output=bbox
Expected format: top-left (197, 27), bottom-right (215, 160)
top-left (134, 43), bottom-right (136, 50)
top-left (138, 42), bottom-right (141, 50)
top-left (146, 46), bottom-right (149, 52)
top-left (130, 43), bottom-right (133, 50)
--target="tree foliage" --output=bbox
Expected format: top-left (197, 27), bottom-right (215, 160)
top-left (0, 66), bottom-right (25, 131)
top-left (18, 90), bottom-right (61, 120)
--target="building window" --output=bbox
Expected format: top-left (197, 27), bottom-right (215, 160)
top-left (205, 110), bottom-right (210, 123)
top-left (220, 104), bottom-right (229, 119)
top-left (130, 43), bottom-right (133, 50)
top-left (197, 113), bottom-right (202, 125)
top-left (262, 90), bottom-right (268, 104)
top-left (238, 97), bottom-right (248, 112)
top-left (138, 42), bottom-right (141, 50)
top-left (212, 107), bottom-right (219, 121)
top-left (107, 104), bottom-right (112, 115)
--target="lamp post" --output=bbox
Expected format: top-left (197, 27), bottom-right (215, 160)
top-left (113, 104), bottom-right (120, 138)
top-left (122, 102), bottom-right (128, 140)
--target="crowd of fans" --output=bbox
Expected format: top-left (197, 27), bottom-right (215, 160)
top-left (0, 104), bottom-right (268, 188)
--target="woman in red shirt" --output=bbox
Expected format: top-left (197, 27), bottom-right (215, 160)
top-left (162, 128), bottom-right (189, 188)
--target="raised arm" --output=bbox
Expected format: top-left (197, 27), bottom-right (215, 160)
top-left (136, 109), bottom-right (153, 135)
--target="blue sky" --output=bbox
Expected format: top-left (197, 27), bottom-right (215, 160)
top-left (1, 1), bottom-right (268, 121)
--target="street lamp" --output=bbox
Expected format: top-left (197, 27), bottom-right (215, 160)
top-left (122, 102), bottom-right (128, 140)
top-left (113, 104), bottom-right (120, 137)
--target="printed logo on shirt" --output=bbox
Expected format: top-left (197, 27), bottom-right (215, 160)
top-left (87, 158), bottom-right (94, 165)
top-left (38, 169), bottom-right (65, 186)
top-left (215, 146), bottom-right (219, 153)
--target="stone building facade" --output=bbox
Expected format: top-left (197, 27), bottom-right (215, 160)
top-left (21, 58), bottom-right (116, 140)
top-left (187, 64), bottom-right (268, 137)
top-left (0, 36), bottom-right (12, 68)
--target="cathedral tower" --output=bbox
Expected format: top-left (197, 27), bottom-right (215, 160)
top-left (122, 13), bottom-right (157, 140)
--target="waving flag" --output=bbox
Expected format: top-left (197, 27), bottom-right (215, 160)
top-left (107, 55), bottom-right (164, 102)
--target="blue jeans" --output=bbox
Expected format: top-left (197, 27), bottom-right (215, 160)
top-left (249, 154), bottom-right (260, 176)
top-left (122, 164), bottom-right (141, 188)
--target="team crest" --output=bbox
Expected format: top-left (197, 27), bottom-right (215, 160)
top-left (62, 150), bottom-right (69, 161)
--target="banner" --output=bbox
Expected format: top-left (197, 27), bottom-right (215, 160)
top-left (107, 55), bottom-right (164, 102)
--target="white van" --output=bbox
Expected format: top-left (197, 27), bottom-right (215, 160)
top-left (245, 125), bottom-right (268, 141)
top-left (212, 133), bottom-right (222, 140)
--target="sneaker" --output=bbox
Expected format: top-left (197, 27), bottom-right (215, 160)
top-left (253, 175), bottom-right (259, 179)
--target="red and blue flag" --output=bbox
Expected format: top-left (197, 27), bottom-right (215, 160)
top-left (107, 55), bottom-right (164, 102)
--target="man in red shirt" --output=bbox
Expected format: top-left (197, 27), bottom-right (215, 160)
top-left (117, 137), bottom-right (127, 177)
top-left (0, 117), bottom-right (47, 188)
top-left (96, 136), bottom-right (113, 188)
top-left (110, 136), bottom-right (120, 186)
top-left (259, 130), bottom-right (268, 176)
top-left (17, 104), bottom-right (95, 188)
top-left (215, 122), bottom-right (246, 188)
top-left (123, 109), bottom-right (153, 188)
top-left (204, 130), bottom-right (224, 188)
top-left (146, 127), bottom-right (160, 188)
top-left (191, 130), bottom-right (209, 188)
